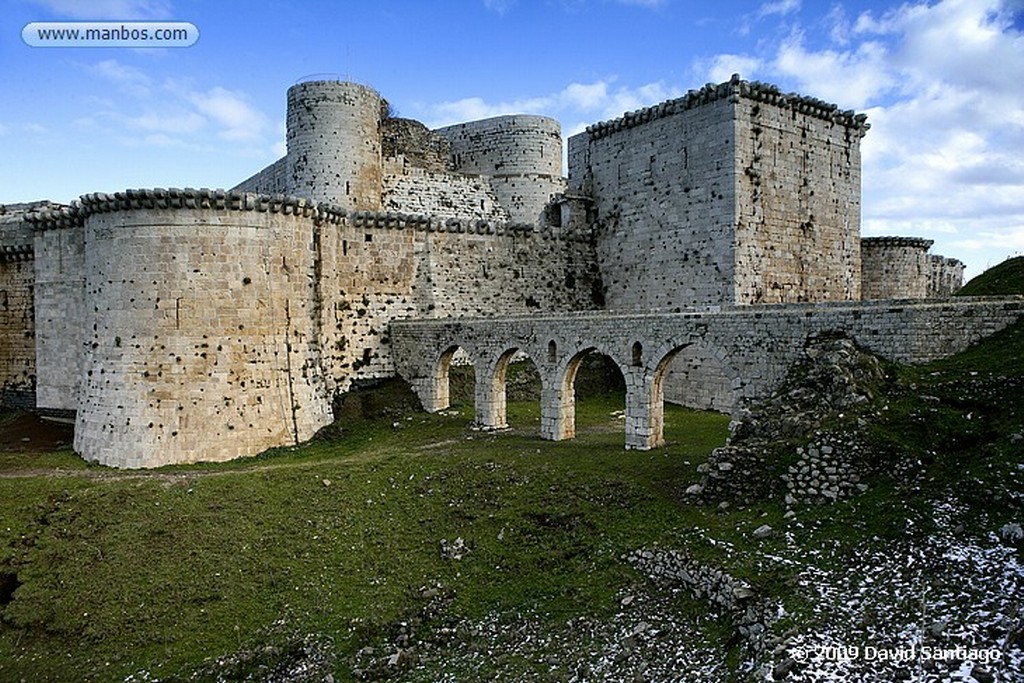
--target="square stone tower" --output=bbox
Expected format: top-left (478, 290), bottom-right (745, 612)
top-left (568, 75), bottom-right (869, 309)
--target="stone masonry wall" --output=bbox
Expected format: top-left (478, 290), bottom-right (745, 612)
top-left (285, 80), bottom-right (382, 211)
top-left (570, 77), bottom-right (869, 310)
top-left (381, 168), bottom-right (510, 222)
top-left (31, 221), bottom-right (85, 413)
top-left (0, 209), bottom-right (37, 405)
top-left (929, 254), bottom-right (965, 296)
top-left (232, 156), bottom-right (288, 196)
top-left (861, 237), bottom-right (933, 299)
top-left (569, 94), bottom-right (739, 309)
top-left (31, 191), bottom-right (335, 468)
top-left (392, 298), bottom-right (1023, 450)
top-left (732, 83), bottom-right (865, 303)
top-left (316, 212), bottom-right (600, 394)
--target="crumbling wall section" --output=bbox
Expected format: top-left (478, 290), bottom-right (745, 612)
top-left (929, 254), bottom-right (965, 297)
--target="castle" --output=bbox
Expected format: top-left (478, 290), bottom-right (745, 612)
top-left (0, 75), bottom-right (983, 468)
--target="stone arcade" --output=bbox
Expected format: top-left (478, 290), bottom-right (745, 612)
top-left (0, 75), bottom-right (1015, 468)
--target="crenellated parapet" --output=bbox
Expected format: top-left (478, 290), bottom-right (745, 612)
top-left (0, 244), bottom-right (33, 262)
top-left (24, 188), bottom-right (589, 244)
top-left (584, 74), bottom-right (870, 142)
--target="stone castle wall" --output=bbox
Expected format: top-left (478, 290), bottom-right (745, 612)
top-left (31, 218), bottom-right (85, 413)
top-left (0, 208), bottom-right (38, 406)
top-left (232, 157), bottom-right (288, 196)
top-left (928, 254), bottom-right (966, 297)
top-left (861, 237), bottom-right (934, 299)
top-left (381, 168), bottom-right (509, 222)
top-left (732, 82), bottom-right (866, 303)
top-left (25, 188), bottom-right (599, 467)
top-left (569, 93), bottom-right (739, 310)
top-left (30, 191), bottom-right (336, 468)
top-left (2, 77), bottom-right (984, 467)
top-left (569, 77), bottom-right (869, 311)
top-left (316, 211), bottom-right (600, 394)
top-left (285, 80), bottom-right (383, 210)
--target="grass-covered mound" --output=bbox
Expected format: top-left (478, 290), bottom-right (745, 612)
top-left (957, 255), bottom-right (1024, 296)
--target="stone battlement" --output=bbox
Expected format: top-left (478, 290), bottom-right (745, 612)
top-left (23, 187), bottom-right (588, 243)
top-left (584, 74), bottom-right (870, 141)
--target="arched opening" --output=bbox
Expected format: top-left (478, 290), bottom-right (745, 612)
top-left (559, 348), bottom-right (626, 443)
top-left (631, 341), bottom-right (643, 366)
top-left (660, 344), bottom-right (734, 413)
top-left (436, 345), bottom-right (475, 413)
top-left (493, 347), bottom-right (542, 433)
top-left (643, 343), bottom-right (733, 451)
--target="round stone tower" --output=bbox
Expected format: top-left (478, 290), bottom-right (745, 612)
top-left (435, 115), bottom-right (567, 224)
top-left (286, 80), bottom-right (383, 211)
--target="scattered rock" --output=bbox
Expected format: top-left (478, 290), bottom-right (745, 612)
top-left (999, 522), bottom-right (1023, 543)
top-left (440, 537), bottom-right (469, 560)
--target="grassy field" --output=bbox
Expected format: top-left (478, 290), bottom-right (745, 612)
top-left (0, 390), bottom-right (743, 681)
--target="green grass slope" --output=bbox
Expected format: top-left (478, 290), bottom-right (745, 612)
top-left (957, 255), bottom-right (1024, 296)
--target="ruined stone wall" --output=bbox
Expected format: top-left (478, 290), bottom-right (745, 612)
top-left (0, 209), bottom-right (38, 406)
top-left (569, 91), bottom-right (738, 310)
top-left (435, 115), bottom-right (566, 224)
top-left (31, 191), bottom-right (334, 468)
top-left (732, 82), bottom-right (866, 304)
top-left (929, 255), bottom-right (965, 296)
top-left (861, 237), bottom-right (933, 299)
top-left (381, 117), bottom-right (451, 173)
top-left (285, 80), bottom-right (382, 211)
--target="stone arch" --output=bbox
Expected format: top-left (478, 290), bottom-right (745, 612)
top-left (416, 343), bottom-right (475, 413)
top-left (659, 341), bottom-right (736, 413)
top-left (475, 346), bottom-right (540, 431)
top-left (544, 344), bottom-right (629, 443)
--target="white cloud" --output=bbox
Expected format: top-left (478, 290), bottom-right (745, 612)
top-left (697, 53), bottom-right (763, 84)
top-left (422, 79), bottom-right (684, 129)
top-left (759, 0), bottom-right (800, 18)
top-left (773, 31), bottom-right (894, 109)
top-left (88, 59), bottom-right (152, 96)
top-left (23, 0), bottom-right (173, 19)
top-left (482, 0), bottom-right (515, 15)
top-left (185, 87), bottom-right (269, 141)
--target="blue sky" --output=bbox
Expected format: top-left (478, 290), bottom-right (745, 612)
top-left (2, 0), bottom-right (1023, 280)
